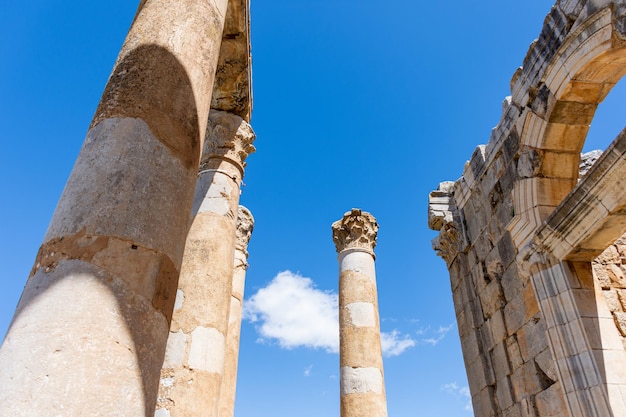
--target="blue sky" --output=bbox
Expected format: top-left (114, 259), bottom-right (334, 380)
top-left (1, 1), bottom-right (625, 416)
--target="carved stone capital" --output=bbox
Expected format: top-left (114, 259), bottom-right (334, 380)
top-left (431, 223), bottom-right (460, 266)
top-left (332, 209), bottom-right (378, 255)
top-left (235, 205), bottom-right (254, 256)
top-left (201, 110), bottom-right (256, 173)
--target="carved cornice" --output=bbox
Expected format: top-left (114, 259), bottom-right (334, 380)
top-left (235, 205), bottom-right (254, 256)
top-left (428, 181), bottom-right (469, 266)
top-left (201, 110), bottom-right (256, 173)
top-left (332, 209), bottom-right (378, 255)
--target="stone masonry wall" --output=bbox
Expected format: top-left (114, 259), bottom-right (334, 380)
top-left (593, 236), bottom-right (626, 343)
top-left (429, 1), bottom-right (626, 416)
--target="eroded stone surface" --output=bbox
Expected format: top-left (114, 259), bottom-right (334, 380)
top-left (428, 2), bottom-right (626, 416)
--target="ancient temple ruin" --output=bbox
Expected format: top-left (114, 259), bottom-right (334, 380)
top-left (2, 0), bottom-right (626, 416)
top-left (429, 1), bottom-right (626, 416)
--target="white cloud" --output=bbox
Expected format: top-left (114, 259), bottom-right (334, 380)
top-left (243, 271), bottom-right (416, 356)
top-left (381, 330), bottom-right (416, 357)
top-left (244, 271), bottom-right (339, 352)
top-left (304, 365), bottom-right (313, 377)
top-left (422, 323), bottom-right (454, 346)
top-left (442, 382), bottom-right (473, 412)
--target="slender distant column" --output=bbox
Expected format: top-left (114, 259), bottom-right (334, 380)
top-left (332, 209), bottom-right (388, 417)
top-left (156, 111), bottom-right (255, 417)
top-left (0, 1), bottom-right (228, 416)
top-left (218, 206), bottom-right (254, 417)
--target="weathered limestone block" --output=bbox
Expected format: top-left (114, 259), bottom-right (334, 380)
top-left (614, 312), bottom-right (626, 337)
top-left (495, 376), bottom-right (515, 412)
top-left (534, 382), bottom-right (567, 417)
top-left (604, 290), bottom-right (622, 312)
top-left (428, 181), bottom-right (456, 230)
top-left (333, 209), bottom-right (388, 417)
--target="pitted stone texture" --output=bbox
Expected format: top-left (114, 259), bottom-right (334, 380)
top-left (332, 209), bottom-right (378, 254)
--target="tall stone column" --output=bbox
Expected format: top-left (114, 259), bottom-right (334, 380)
top-left (0, 1), bottom-right (229, 416)
top-left (218, 206), bottom-right (254, 417)
top-left (156, 111), bottom-right (255, 417)
top-left (332, 209), bottom-right (388, 417)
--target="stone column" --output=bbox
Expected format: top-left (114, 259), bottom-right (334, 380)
top-left (0, 1), bottom-right (229, 416)
top-left (332, 209), bottom-right (388, 417)
top-left (156, 111), bottom-right (255, 417)
top-left (218, 206), bottom-right (254, 417)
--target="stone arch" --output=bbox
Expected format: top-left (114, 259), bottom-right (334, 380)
top-left (429, 3), bottom-right (626, 416)
top-left (510, 5), bottom-right (626, 250)
top-left (508, 5), bottom-right (626, 417)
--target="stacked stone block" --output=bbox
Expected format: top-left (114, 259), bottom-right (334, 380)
top-left (156, 111), bottom-right (255, 417)
top-left (593, 236), bottom-right (626, 342)
top-left (429, 1), bottom-right (626, 416)
top-left (332, 209), bottom-right (388, 417)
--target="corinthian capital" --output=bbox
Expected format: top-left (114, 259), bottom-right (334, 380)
top-left (235, 205), bottom-right (254, 256)
top-left (332, 209), bottom-right (378, 255)
top-left (202, 109), bottom-right (256, 172)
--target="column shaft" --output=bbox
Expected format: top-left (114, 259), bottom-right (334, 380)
top-left (156, 111), bottom-right (254, 417)
top-left (0, 1), bottom-right (228, 416)
top-left (333, 209), bottom-right (388, 417)
top-left (218, 206), bottom-right (254, 417)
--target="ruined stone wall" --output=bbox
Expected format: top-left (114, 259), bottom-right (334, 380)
top-left (430, 150), bottom-right (555, 416)
top-left (429, 1), bottom-right (626, 416)
top-left (593, 236), bottom-right (626, 343)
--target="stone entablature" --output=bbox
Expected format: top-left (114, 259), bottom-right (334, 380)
top-left (212, 0), bottom-right (252, 122)
top-left (429, 1), bottom-right (626, 416)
